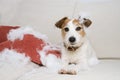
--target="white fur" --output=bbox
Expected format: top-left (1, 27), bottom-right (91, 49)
top-left (60, 19), bottom-right (99, 73)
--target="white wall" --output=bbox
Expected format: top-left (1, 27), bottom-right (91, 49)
top-left (0, 0), bottom-right (120, 58)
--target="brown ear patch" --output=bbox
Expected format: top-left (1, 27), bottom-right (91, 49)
top-left (55, 17), bottom-right (68, 29)
top-left (83, 18), bottom-right (92, 27)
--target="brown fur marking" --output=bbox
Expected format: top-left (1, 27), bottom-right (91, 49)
top-left (83, 18), bottom-right (92, 27)
top-left (61, 19), bottom-right (86, 39)
top-left (55, 17), bottom-right (70, 29)
top-left (73, 19), bottom-right (86, 37)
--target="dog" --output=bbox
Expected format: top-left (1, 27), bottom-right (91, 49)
top-left (55, 16), bottom-right (99, 75)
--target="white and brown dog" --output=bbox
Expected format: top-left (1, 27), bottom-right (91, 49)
top-left (55, 17), bottom-right (99, 75)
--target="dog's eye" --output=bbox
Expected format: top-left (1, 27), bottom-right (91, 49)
top-left (64, 27), bottom-right (69, 32)
top-left (76, 27), bottom-right (81, 31)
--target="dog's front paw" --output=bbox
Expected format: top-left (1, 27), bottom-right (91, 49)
top-left (67, 70), bottom-right (77, 75)
top-left (58, 69), bottom-right (77, 75)
top-left (58, 69), bottom-right (67, 74)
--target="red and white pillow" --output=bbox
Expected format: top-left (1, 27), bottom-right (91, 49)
top-left (0, 26), bottom-right (61, 65)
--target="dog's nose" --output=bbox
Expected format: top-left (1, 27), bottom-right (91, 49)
top-left (69, 36), bottom-right (76, 43)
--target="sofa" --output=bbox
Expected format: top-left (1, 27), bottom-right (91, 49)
top-left (0, 26), bottom-right (120, 80)
top-left (0, 0), bottom-right (120, 80)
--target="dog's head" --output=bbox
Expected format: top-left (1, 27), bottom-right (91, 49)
top-left (55, 17), bottom-right (92, 50)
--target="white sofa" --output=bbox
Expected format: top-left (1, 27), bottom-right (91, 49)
top-left (0, 58), bottom-right (120, 80)
top-left (0, 0), bottom-right (120, 80)
top-left (18, 60), bottom-right (120, 80)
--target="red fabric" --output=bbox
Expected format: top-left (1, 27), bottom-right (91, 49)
top-left (0, 26), bottom-right (19, 43)
top-left (12, 34), bottom-right (46, 64)
top-left (0, 41), bottom-right (12, 51)
top-left (46, 50), bottom-right (61, 58)
top-left (0, 26), bottom-right (61, 65)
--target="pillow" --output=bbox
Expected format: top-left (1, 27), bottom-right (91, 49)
top-left (0, 26), bottom-right (61, 65)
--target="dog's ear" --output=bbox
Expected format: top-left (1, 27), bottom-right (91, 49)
top-left (83, 18), bottom-right (92, 27)
top-left (55, 17), bottom-right (68, 29)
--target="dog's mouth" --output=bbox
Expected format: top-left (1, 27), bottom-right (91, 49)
top-left (67, 46), bottom-right (79, 51)
top-left (64, 42), bottom-right (83, 51)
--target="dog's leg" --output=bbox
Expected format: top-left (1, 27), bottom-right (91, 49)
top-left (58, 59), bottom-right (69, 74)
top-left (59, 65), bottom-right (77, 75)
top-left (67, 64), bottom-right (77, 75)
top-left (58, 60), bottom-right (78, 75)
